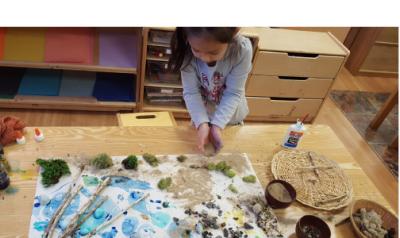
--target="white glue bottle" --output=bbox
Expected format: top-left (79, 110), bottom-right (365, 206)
top-left (282, 119), bottom-right (306, 149)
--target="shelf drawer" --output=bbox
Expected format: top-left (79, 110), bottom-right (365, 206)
top-left (252, 51), bottom-right (345, 78)
top-left (247, 97), bottom-right (322, 121)
top-left (246, 75), bottom-right (333, 98)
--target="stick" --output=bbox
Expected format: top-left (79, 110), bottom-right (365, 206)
top-left (61, 196), bottom-right (108, 238)
top-left (88, 193), bottom-right (149, 237)
top-left (47, 184), bottom-right (83, 238)
top-left (60, 177), bottom-right (111, 238)
top-left (308, 152), bottom-right (320, 179)
top-left (44, 166), bottom-right (85, 238)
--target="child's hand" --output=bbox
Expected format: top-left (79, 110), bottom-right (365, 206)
top-left (210, 124), bottom-right (224, 152)
top-left (197, 123), bottom-right (210, 153)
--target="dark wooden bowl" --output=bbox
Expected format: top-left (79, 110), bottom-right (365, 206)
top-left (265, 179), bottom-right (296, 209)
top-left (296, 215), bottom-right (331, 238)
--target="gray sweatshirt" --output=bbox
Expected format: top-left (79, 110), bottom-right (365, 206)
top-left (181, 34), bottom-right (253, 129)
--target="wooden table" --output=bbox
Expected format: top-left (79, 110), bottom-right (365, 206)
top-left (0, 125), bottom-right (394, 237)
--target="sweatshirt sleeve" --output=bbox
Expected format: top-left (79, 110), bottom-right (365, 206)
top-left (181, 59), bottom-right (210, 129)
top-left (211, 37), bottom-right (253, 129)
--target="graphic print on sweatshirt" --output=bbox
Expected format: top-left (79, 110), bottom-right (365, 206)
top-left (200, 71), bottom-right (226, 105)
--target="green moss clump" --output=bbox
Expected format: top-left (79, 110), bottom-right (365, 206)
top-left (223, 169), bottom-right (236, 178)
top-left (177, 155), bottom-right (188, 163)
top-left (36, 158), bottom-right (71, 187)
top-left (143, 153), bottom-right (159, 167)
top-left (228, 184), bottom-right (238, 193)
top-left (216, 161), bottom-right (230, 171)
top-left (122, 155), bottom-right (138, 170)
top-left (158, 177), bottom-right (172, 190)
top-left (242, 175), bottom-right (256, 183)
top-left (91, 153), bottom-right (113, 169)
top-left (207, 163), bottom-right (216, 170)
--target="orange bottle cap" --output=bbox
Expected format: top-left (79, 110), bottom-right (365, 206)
top-left (35, 128), bottom-right (41, 136)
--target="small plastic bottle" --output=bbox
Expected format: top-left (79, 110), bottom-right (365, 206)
top-left (282, 119), bottom-right (306, 149)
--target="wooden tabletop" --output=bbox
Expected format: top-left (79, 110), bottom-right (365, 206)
top-left (0, 125), bottom-right (394, 237)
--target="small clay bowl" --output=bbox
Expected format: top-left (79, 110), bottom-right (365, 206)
top-left (296, 215), bottom-right (331, 238)
top-left (265, 179), bottom-right (296, 209)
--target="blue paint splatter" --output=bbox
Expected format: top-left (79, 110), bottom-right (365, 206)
top-left (117, 194), bottom-right (124, 201)
top-left (155, 200), bottom-right (161, 203)
top-left (122, 217), bottom-right (138, 236)
top-left (43, 193), bottom-right (65, 218)
top-left (136, 224), bottom-right (156, 238)
top-left (94, 208), bottom-right (105, 219)
top-left (123, 211), bottom-right (128, 215)
top-left (150, 212), bottom-right (171, 228)
top-left (81, 187), bottom-right (92, 197)
top-left (63, 194), bottom-right (80, 216)
top-left (33, 221), bottom-right (48, 232)
top-left (101, 227), bottom-right (118, 238)
top-left (109, 176), bottom-right (151, 191)
top-left (32, 196), bottom-right (42, 217)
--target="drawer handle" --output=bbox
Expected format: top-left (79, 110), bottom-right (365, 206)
top-left (136, 115), bottom-right (157, 119)
top-left (278, 76), bottom-right (309, 80)
top-left (270, 97), bottom-right (299, 101)
top-left (287, 52), bottom-right (319, 58)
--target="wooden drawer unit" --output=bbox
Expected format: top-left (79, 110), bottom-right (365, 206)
top-left (252, 51), bottom-right (344, 78)
top-left (247, 97), bottom-right (322, 122)
top-left (240, 28), bottom-right (349, 122)
top-left (246, 75), bottom-right (333, 98)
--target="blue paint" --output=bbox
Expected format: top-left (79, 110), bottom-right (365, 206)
top-left (117, 194), bottom-right (124, 201)
top-left (81, 187), bottom-right (92, 197)
top-left (150, 211), bottom-right (171, 228)
top-left (43, 193), bottom-right (65, 218)
top-left (94, 208), bottom-right (105, 219)
top-left (58, 217), bottom-right (69, 230)
top-left (63, 194), bottom-right (80, 216)
top-left (33, 221), bottom-right (48, 232)
top-left (109, 176), bottom-right (151, 191)
top-left (121, 217), bottom-right (138, 236)
top-left (132, 200), bottom-right (150, 216)
top-left (79, 199), bottom-right (121, 235)
top-left (123, 211), bottom-right (128, 215)
top-left (32, 196), bottom-right (41, 217)
top-left (101, 227), bottom-right (118, 238)
top-left (136, 224), bottom-right (156, 238)
top-left (150, 199), bottom-right (154, 203)
top-left (155, 200), bottom-right (161, 203)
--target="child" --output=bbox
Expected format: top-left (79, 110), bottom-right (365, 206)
top-left (169, 27), bottom-right (252, 153)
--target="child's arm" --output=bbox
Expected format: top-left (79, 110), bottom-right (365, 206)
top-left (211, 38), bottom-right (253, 129)
top-left (181, 60), bottom-right (210, 129)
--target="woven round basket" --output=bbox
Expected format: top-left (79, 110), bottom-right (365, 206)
top-left (271, 149), bottom-right (353, 210)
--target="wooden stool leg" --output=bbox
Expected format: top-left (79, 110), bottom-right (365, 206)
top-left (369, 90), bottom-right (398, 130)
top-left (389, 136), bottom-right (398, 150)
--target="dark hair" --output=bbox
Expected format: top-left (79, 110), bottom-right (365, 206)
top-left (168, 27), bottom-right (238, 73)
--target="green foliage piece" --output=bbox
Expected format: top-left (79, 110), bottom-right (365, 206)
top-left (91, 153), bottom-right (113, 169)
top-left (143, 153), bottom-right (159, 167)
top-left (122, 155), bottom-right (138, 170)
top-left (158, 177), bottom-right (172, 190)
top-left (242, 175), bottom-right (256, 183)
top-left (216, 161), bottom-right (231, 172)
top-left (223, 169), bottom-right (236, 178)
top-left (177, 155), bottom-right (188, 163)
top-left (36, 158), bottom-right (71, 187)
top-left (207, 163), bottom-right (216, 170)
top-left (228, 184), bottom-right (238, 193)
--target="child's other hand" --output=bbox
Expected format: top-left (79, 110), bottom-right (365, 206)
top-left (210, 124), bottom-right (224, 152)
top-left (197, 123), bottom-right (210, 153)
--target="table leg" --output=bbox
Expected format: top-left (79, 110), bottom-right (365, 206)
top-left (369, 90), bottom-right (398, 130)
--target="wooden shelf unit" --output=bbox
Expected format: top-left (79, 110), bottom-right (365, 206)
top-left (0, 27), bottom-right (142, 112)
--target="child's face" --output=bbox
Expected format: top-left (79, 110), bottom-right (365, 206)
top-left (188, 35), bottom-right (228, 64)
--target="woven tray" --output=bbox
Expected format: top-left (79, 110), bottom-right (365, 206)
top-left (271, 149), bottom-right (353, 210)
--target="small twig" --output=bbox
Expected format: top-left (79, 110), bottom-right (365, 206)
top-left (88, 193), bottom-right (149, 237)
top-left (314, 193), bottom-right (348, 206)
top-left (47, 184), bottom-right (83, 238)
top-left (299, 166), bottom-right (334, 170)
top-left (61, 196), bottom-right (108, 237)
top-left (60, 177), bottom-right (111, 238)
top-left (308, 152), bottom-right (320, 179)
top-left (44, 166), bottom-right (85, 238)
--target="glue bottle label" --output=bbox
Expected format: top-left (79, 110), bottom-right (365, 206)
top-left (283, 131), bottom-right (304, 148)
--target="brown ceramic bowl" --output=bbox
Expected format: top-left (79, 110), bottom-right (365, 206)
top-left (296, 215), bottom-right (331, 238)
top-left (265, 179), bottom-right (296, 209)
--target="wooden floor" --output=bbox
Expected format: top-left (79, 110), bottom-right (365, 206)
top-left (1, 68), bottom-right (398, 212)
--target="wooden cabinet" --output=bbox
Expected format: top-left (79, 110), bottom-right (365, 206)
top-left (241, 28), bottom-right (349, 122)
